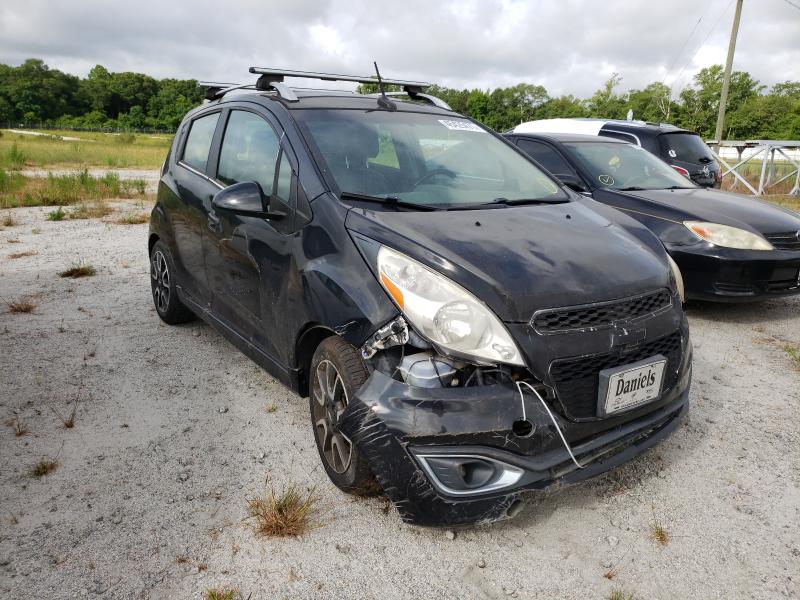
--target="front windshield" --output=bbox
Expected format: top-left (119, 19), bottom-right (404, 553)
top-left (294, 109), bottom-right (566, 207)
top-left (563, 141), bottom-right (697, 191)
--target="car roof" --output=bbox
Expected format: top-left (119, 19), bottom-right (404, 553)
top-left (509, 132), bottom-right (627, 144)
top-left (203, 88), bottom-right (454, 116)
top-left (512, 118), bottom-right (691, 136)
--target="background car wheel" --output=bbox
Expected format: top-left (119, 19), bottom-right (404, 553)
top-left (150, 241), bottom-right (194, 325)
top-left (309, 336), bottom-right (379, 496)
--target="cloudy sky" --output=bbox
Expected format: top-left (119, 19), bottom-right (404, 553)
top-left (1, 0), bottom-right (799, 97)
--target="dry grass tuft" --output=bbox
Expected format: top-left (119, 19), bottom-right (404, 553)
top-left (6, 297), bottom-right (36, 313)
top-left (6, 416), bottom-right (28, 437)
top-left (247, 483), bottom-right (321, 538)
top-left (52, 404), bottom-right (77, 429)
top-left (650, 520), bottom-right (670, 546)
top-left (2, 213), bottom-right (16, 227)
top-left (59, 264), bottom-right (96, 278)
top-left (69, 200), bottom-right (112, 220)
top-left (8, 250), bottom-right (37, 259)
top-left (266, 404), bottom-right (277, 413)
top-left (31, 459), bottom-right (58, 478)
top-left (115, 212), bottom-right (149, 225)
top-left (204, 589), bottom-right (241, 600)
top-left (607, 589), bottom-right (634, 600)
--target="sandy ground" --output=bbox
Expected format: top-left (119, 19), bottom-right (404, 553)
top-left (0, 204), bottom-right (798, 600)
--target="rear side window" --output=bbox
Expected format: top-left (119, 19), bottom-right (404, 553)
top-left (217, 111), bottom-right (281, 194)
top-left (181, 112), bottom-right (219, 173)
top-left (516, 139), bottom-right (574, 177)
top-left (658, 133), bottom-right (712, 163)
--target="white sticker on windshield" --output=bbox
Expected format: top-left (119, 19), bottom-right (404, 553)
top-left (438, 119), bottom-right (485, 133)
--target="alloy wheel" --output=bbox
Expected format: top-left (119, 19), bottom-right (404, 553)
top-left (311, 359), bottom-right (353, 474)
top-left (151, 250), bottom-right (171, 313)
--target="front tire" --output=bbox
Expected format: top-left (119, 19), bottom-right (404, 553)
top-left (310, 336), bottom-right (379, 495)
top-left (150, 241), bottom-right (194, 325)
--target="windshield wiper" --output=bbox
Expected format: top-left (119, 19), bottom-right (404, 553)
top-left (339, 191), bottom-right (440, 211)
top-left (475, 196), bottom-right (571, 207)
top-left (617, 186), bottom-right (648, 191)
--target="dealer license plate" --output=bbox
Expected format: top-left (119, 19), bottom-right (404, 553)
top-left (598, 356), bottom-right (667, 416)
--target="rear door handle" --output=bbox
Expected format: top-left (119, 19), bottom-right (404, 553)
top-left (207, 211), bottom-right (221, 232)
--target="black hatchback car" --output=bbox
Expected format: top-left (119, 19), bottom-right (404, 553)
top-left (505, 132), bottom-right (800, 302)
top-left (149, 68), bottom-right (691, 526)
top-left (513, 118), bottom-right (722, 188)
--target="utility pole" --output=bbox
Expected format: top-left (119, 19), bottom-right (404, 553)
top-left (714, 0), bottom-right (744, 142)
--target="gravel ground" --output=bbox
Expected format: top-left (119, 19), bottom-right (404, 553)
top-left (0, 204), bottom-right (798, 600)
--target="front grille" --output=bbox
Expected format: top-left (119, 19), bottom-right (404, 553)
top-left (764, 232), bottom-right (800, 251)
top-left (549, 332), bottom-right (682, 420)
top-left (532, 289), bottom-right (672, 334)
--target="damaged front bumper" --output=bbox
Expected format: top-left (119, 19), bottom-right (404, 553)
top-left (339, 360), bottom-right (691, 527)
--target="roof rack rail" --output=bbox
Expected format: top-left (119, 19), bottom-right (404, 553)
top-left (365, 91), bottom-right (451, 110)
top-left (199, 68), bottom-right (451, 109)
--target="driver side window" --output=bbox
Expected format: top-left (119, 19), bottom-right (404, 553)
top-left (217, 111), bottom-right (281, 195)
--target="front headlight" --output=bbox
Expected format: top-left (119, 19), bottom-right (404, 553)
top-left (684, 221), bottom-right (773, 250)
top-left (376, 246), bottom-right (524, 366)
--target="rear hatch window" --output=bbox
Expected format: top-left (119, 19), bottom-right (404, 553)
top-left (658, 133), bottom-right (714, 165)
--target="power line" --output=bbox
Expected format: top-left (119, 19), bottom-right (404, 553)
top-left (669, 0), bottom-right (735, 100)
top-left (782, 0), bottom-right (800, 11)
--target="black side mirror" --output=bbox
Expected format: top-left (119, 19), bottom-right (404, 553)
top-left (212, 181), bottom-right (285, 220)
top-left (557, 174), bottom-right (588, 193)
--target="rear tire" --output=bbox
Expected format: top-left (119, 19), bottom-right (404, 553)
top-left (150, 240), bottom-right (194, 325)
top-left (310, 336), bottom-right (379, 496)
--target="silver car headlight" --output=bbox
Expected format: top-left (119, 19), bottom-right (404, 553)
top-left (376, 245), bottom-right (524, 366)
top-left (684, 221), bottom-right (773, 250)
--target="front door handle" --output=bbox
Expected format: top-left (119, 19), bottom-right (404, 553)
top-left (207, 210), bottom-right (221, 233)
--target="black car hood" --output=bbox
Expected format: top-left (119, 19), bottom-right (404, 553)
top-left (619, 188), bottom-right (800, 235)
top-left (345, 201), bottom-right (670, 323)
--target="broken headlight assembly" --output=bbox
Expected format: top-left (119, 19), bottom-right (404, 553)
top-left (376, 245), bottom-right (524, 366)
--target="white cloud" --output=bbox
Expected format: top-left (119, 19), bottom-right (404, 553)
top-left (0, 0), bottom-right (798, 96)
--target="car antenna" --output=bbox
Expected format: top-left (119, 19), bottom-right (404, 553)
top-left (373, 62), bottom-right (397, 111)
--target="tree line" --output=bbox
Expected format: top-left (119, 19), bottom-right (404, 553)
top-left (1, 58), bottom-right (799, 140)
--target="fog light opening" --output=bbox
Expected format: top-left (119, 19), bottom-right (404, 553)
top-left (506, 499), bottom-right (524, 519)
top-left (512, 419), bottom-right (535, 438)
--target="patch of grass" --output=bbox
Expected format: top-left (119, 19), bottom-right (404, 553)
top-left (31, 227), bottom-right (41, 234)
top-left (1, 169), bottom-right (148, 209)
top-left (204, 589), bottom-right (241, 600)
top-left (6, 143), bottom-right (26, 168)
top-left (0, 130), bottom-right (170, 170)
top-left (6, 297), bottom-right (36, 313)
top-left (31, 459), bottom-right (58, 478)
top-left (783, 344), bottom-right (800, 366)
top-left (115, 212), bottom-right (149, 225)
top-left (47, 206), bottom-right (65, 221)
top-left (607, 589), bottom-right (634, 600)
top-left (6, 416), bottom-right (28, 437)
top-left (2, 213), bottom-right (16, 226)
top-left (9, 250), bottom-right (37, 259)
top-left (763, 195), bottom-right (800, 213)
top-left (266, 404), bottom-right (277, 413)
top-left (117, 132), bottom-right (137, 145)
top-left (59, 264), bottom-right (96, 278)
top-left (68, 200), bottom-right (112, 220)
top-left (247, 483), bottom-right (321, 538)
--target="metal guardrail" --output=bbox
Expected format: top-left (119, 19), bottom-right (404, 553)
top-left (707, 139), bottom-right (800, 196)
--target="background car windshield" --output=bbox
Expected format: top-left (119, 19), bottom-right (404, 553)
top-left (564, 142), bottom-right (697, 190)
top-left (658, 133), bottom-right (714, 163)
top-left (295, 110), bottom-right (565, 207)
